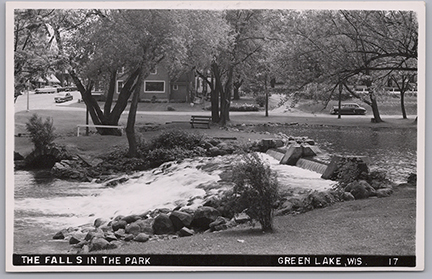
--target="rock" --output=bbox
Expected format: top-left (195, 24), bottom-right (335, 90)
top-left (169, 211), bottom-right (193, 231)
top-left (14, 151), bottom-right (24, 160)
top-left (307, 191), bottom-right (336, 209)
top-left (345, 180), bottom-right (376, 199)
top-left (376, 188), bottom-right (393, 198)
top-left (275, 201), bottom-right (294, 216)
top-left (104, 232), bottom-right (118, 242)
top-left (234, 212), bottom-right (251, 224)
top-left (125, 223), bottom-right (141, 236)
top-left (89, 238), bottom-right (109, 251)
top-left (114, 229), bottom-right (126, 239)
top-left (53, 230), bottom-right (65, 240)
top-left (133, 219), bottom-right (154, 235)
top-left (85, 230), bottom-right (105, 241)
top-left (209, 216), bottom-right (228, 231)
top-left (191, 206), bottom-right (221, 230)
top-left (152, 213), bottom-right (175, 235)
top-left (94, 218), bottom-right (109, 228)
top-left (124, 234), bottom-right (134, 241)
top-left (106, 240), bottom-right (122, 250)
top-left (122, 214), bottom-right (141, 224)
top-left (134, 233), bottom-right (150, 242)
top-left (111, 220), bottom-right (127, 231)
top-left (342, 192), bottom-right (355, 201)
top-left (178, 227), bottom-right (194, 237)
top-left (69, 235), bottom-right (82, 245)
top-left (217, 142), bottom-right (235, 154)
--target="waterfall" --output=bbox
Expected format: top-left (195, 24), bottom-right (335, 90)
top-left (295, 158), bottom-right (328, 174)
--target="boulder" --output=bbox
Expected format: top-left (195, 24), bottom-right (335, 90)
top-left (125, 222), bottom-right (141, 236)
top-left (94, 218), bottom-right (109, 228)
top-left (191, 206), bottom-right (221, 230)
top-left (133, 219), bottom-right (154, 235)
top-left (169, 211), bottom-right (193, 231)
top-left (53, 230), bottom-right (65, 240)
top-left (307, 191), bottom-right (336, 209)
top-left (104, 232), bottom-right (118, 242)
top-left (342, 192), bottom-right (355, 201)
top-left (69, 235), bottom-right (81, 245)
top-left (114, 229), bottom-right (126, 239)
top-left (345, 180), bottom-right (376, 199)
top-left (234, 212), bottom-right (251, 224)
top-left (376, 188), bottom-right (393, 198)
top-left (122, 214), bottom-right (141, 224)
top-left (124, 234), bottom-right (135, 241)
top-left (134, 233), bottom-right (150, 243)
top-left (89, 238), bottom-right (109, 251)
top-left (152, 213), bottom-right (175, 235)
top-left (85, 230), bottom-right (105, 241)
top-left (111, 220), bottom-right (127, 231)
top-left (178, 227), bottom-right (195, 237)
top-left (209, 216), bottom-right (228, 231)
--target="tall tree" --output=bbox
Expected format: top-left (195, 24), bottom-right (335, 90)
top-left (270, 10), bottom-right (418, 123)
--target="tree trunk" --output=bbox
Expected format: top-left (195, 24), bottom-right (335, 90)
top-left (233, 78), bottom-right (243, 100)
top-left (126, 69), bottom-right (145, 158)
top-left (369, 92), bottom-right (383, 123)
top-left (196, 69), bottom-right (219, 123)
top-left (400, 91), bottom-right (407, 119)
top-left (338, 83), bottom-right (342, 119)
top-left (69, 68), bottom-right (141, 135)
top-left (219, 65), bottom-right (234, 126)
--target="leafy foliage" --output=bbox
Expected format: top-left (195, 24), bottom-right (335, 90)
top-left (150, 130), bottom-right (204, 150)
top-left (25, 114), bottom-right (56, 151)
top-left (255, 95), bottom-right (266, 107)
top-left (229, 153), bottom-right (279, 232)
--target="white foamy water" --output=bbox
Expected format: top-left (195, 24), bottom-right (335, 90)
top-left (14, 154), bottom-right (335, 230)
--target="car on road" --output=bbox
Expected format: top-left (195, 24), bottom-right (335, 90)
top-left (35, 86), bottom-right (58, 94)
top-left (54, 92), bottom-right (73, 103)
top-left (330, 103), bottom-right (367, 115)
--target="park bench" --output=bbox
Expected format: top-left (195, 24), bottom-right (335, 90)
top-left (190, 115), bottom-right (212, 129)
top-left (76, 124), bottom-right (125, 137)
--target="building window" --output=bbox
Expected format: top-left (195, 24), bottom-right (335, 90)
top-left (173, 84), bottom-right (178, 91)
top-left (144, 81), bottom-right (165, 93)
top-left (117, 80), bottom-right (124, 94)
top-left (150, 67), bottom-right (157, 75)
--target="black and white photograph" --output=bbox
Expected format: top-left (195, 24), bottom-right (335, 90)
top-left (5, 0), bottom-right (426, 272)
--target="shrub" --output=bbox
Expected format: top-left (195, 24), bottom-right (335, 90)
top-left (151, 129), bottom-right (204, 150)
top-left (25, 114), bottom-right (56, 151)
top-left (230, 153), bottom-right (279, 232)
top-left (255, 95), bottom-right (266, 107)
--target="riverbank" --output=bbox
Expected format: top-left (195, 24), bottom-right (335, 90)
top-left (12, 105), bottom-right (419, 257)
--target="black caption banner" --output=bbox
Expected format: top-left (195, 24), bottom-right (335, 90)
top-left (13, 254), bottom-right (416, 267)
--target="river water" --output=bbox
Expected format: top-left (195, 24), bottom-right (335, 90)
top-left (13, 125), bottom-right (417, 253)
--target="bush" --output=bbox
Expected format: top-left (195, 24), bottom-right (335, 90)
top-left (25, 114), bottom-right (56, 151)
top-left (151, 129), bottom-right (204, 150)
top-left (255, 95), bottom-right (266, 107)
top-left (229, 153), bottom-right (279, 232)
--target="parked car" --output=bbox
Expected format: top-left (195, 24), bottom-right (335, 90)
top-left (57, 86), bottom-right (78, 92)
top-left (330, 103), bottom-right (367, 115)
top-left (35, 86), bottom-right (58, 94)
top-left (54, 92), bottom-right (73, 103)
